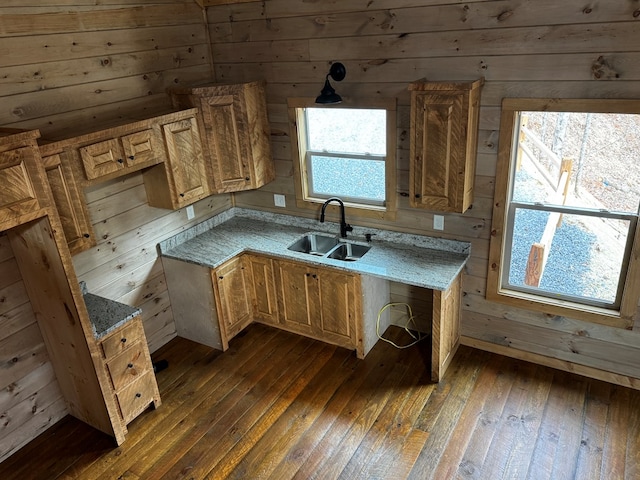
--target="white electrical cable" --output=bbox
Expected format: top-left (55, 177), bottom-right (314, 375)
top-left (376, 302), bottom-right (427, 349)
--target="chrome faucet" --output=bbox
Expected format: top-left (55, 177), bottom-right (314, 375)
top-left (320, 197), bottom-right (353, 238)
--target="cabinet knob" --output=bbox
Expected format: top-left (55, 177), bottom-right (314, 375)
top-left (120, 338), bottom-right (127, 344)
top-left (180, 193), bottom-right (185, 197)
top-left (117, 158), bottom-right (124, 164)
top-left (219, 276), bottom-right (224, 280)
top-left (415, 194), bottom-right (421, 198)
top-left (128, 155), bottom-right (135, 160)
top-left (312, 274), bottom-right (317, 279)
top-left (83, 233), bottom-right (91, 238)
top-left (127, 363), bottom-right (133, 369)
top-left (245, 176), bottom-right (250, 181)
top-left (135, 392), bottom-right (142, 398)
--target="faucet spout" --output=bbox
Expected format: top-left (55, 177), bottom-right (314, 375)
top-left (320, 197), bottom-right (353, 238)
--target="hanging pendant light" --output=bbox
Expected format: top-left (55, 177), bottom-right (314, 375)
top-left (315, 62), bottom-right (346, 104)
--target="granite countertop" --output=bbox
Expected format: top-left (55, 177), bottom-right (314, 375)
top-left (80, 282), bottom-right (142, 339)
top-left (158, 208), bottom-right (470, 291)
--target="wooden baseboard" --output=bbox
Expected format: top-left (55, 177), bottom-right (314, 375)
top-left (461, 335), bottom-right (640, 391)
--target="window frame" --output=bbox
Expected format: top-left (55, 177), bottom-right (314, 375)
top-left (487, 98), bottom-right (640, 328)
top-left (287, 97), bottom-right (397, 221)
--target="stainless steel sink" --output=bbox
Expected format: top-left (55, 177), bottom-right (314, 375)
top-left (287, 234), bottom-right (340, 256)
top-left (326, 242), bottom-right (371, 261)
top-left (288, 233), bottom-right (370, 261)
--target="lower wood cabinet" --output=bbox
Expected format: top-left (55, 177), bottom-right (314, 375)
top-left (246, 254), bottom-right (278, 325)
top-left (211, 255), bottom-right (253, 350)
top-left (165, 251), bottom-right (461, 381)
top-left (272, 258), bottom-right (360, 351)
top-left (431, 274), bottom-right (461, 382)
top-left (209, 255), bottom-right (361, 353)
top-left (98, 317), bottom-right (161, 426)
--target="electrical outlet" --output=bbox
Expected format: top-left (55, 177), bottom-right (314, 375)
top-left (433, 215), bottom-right (444, 231)
top-left (186, 205), bottom-right (195, 220)
top-left (274, 194), bottom-right (286, 208)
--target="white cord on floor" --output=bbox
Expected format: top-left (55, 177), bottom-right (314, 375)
top-left (376, 302), bottom-right (427, 349)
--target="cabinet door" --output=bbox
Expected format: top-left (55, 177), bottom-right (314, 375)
top-left (121, 128), bottom-right (159, 167)
top-left (317, 268), bottom-right (359, 350)
top-left (200, 95), bottom-right (253, 193)
top-left (0, 147), bottom-right (41, 226)
top-left (42, 153), bottom-right (94, 255)
top-left (162, 117), bottom-right (209, 207)
top-left (274, 259), bottom-right (318, 337)
top-left (410, 91), bottom-right (464, 212)
top-left (431, 274), bottom-right (461, 382)
top-left (246, 254), bottom-right (278, 325)
top-left (79, 138), bottom-right (125, 180)
top-left (213, 256), bottom-right (253, 349)
top-left (409, 80), bottom-right (482, 214)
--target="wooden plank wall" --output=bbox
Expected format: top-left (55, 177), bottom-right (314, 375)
top-left (0, 0), bottom-right (230, 460)
top-left (208, 0), bottom-right (640, 387)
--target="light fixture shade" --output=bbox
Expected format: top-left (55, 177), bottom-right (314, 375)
top-left (315, 62), bottom-right (346, 105)
top-left (315, 78), bottom-right (342, 104)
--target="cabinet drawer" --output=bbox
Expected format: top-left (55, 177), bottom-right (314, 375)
top-left (116, 371), bottom-right (157, 424)
top-left (106, 341), bottom-right (150, 391)
top-left (80, 138), bottom-right (125, 180)
top-left (121, 129), bottom-right (159, 167)
top-left (101, 321), bottom-right (144, 359)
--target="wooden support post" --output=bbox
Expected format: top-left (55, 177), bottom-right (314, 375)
top-left (515, 115), bottom-right (529, 172)
top-left (557, 157), bottom-right (573, 227)
top-left (524, 243), bottom-right (545, 287)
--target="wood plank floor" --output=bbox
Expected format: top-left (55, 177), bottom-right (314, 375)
top-left (1, 323), bottom-right (639, 480)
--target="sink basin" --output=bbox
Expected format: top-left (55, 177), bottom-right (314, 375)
top-left (287, 234), bottom-right (340, 256)
top-left (326, 242), bottom-right (371, 262)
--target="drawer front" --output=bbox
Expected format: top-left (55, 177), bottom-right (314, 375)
top-left (116, 371), bottom-right (157, 424)
top-left (101, 321), bottom-right (144, 359)
top-left (80, 138), bottom-right (125, 180)
top-left (121, 129), bottom-right (160, 167)
top-left (0, 147), bottom-right (40, 220)
top-left (106, 341), bottom-right (150, 391)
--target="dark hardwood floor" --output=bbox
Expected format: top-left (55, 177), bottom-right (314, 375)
top-left (1, 323), bottom-right (639, 480)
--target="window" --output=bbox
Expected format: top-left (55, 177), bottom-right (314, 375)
top-left (488, 99), bottom-right (640, 327)
top-left (288, 98), bottom-right (397, 220)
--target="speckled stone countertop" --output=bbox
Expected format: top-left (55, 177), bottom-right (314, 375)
top-left (158, 208), bottom-right (470, 291)
top-left (158, 208), bottom-right (471, 290)
top-left (80, 282), bottom-right (142, 339)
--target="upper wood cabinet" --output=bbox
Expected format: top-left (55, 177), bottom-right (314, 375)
top-left (168, 81), bottom-right (276, 194)
top-left (409, 79), bottom-right (483, 214)
top-left (0, 131), bottom-right (47, 230)
top-left (77, 126), bottom-right (163, 183)
top-left (40, 150), bottom-right (95, 255)
top-left (143, 112), bottom-right (210, 210)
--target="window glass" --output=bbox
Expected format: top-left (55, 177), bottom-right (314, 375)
top-left (309, 155), bottom-right (386, 202)
top-left (503, 110), bottom-right (639, 309)
top-left (306, 108), bottom-right (386, 155)
top-left (301, 107), bottom-right (388, 207)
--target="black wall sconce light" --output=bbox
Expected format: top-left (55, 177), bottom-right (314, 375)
top-left (315, 62), bottom-right (346, 104)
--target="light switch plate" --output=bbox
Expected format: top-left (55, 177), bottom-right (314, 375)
top-left (274, 194), bottom-right (286, 208)
top-left (186, 205), bottom-right (195, 220)
top-left (433, 215), bottom-right (444, 231)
